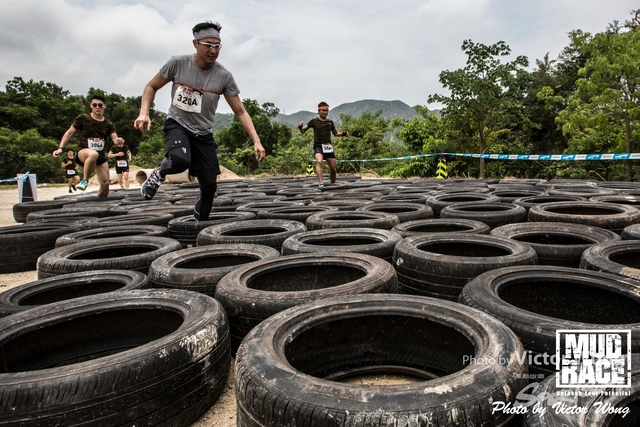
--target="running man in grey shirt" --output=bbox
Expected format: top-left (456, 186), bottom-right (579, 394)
top-left (134, 20), bottom-right (265, 220)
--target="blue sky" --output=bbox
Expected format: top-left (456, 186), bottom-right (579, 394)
top-left (0, 0), bottom-right (637, 115)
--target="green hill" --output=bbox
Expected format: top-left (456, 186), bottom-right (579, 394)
top-left (276, 99), bottom-right (439, 126)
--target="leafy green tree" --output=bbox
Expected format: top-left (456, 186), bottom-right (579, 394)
top-left (428, 40), bottom-right (530, 178)
top-left (0, 77), bottom-right (83, 139)
top-left (553, 22), bottom-right (640, 179)
top-left (215, 99), bottom-right (292, 173)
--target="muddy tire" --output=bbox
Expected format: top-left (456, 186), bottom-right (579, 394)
top-left (459, 265), bottom-right (640, 377)
top-left (440, 202), bottom-right (527, 229)
top-left (215, 253), bottom-right (398, 352)
top-left (0, 223), bottom-right (84, 273)
top-left (580, 240), bottom-right (640, 281)
top-left (0, 270), bottom-right (149, 317)
top-left (491, 222), bottom-right (620, 267)
top-left (528, 201), bottom-right (640, 234)
top-left (356, 202), bottom-right (434, 223)
top-left (622, 224), bottom-right (640, 240)
top-left (0, 289), bottom-right (230, 426)
top-left (281, 227), bottom-right (402, 262)
top-left (80, 212), bottom-right (175, 228)
top-left (392, 218), bottom-right (490, 237)
top-left (167, 212), bottom-right (256, 247)
top-left (235, 294), bottom-right (528, 427)
top-left (55, 225), bottom-right (170, 247)
top-left (306, 211), bottom-right (401, 230)
top-left (25, 207), bottom-right (117, 222)
top-left (393, 233), bottom-right (537, 300)
top-left (196, 219), bottom-right (306, 252)
top-left (12, 200), bottom-right (70, 223)
top-left (426, 193), bottom-right (500, 217)
top-left (256, 205), bottom-right (339, 222)
top-left (36, 236), bottom-right (183, 278)
top-left (148, 244), bottom-right (281, 296)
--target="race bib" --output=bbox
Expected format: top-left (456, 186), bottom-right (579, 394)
top-left (321, 143), bottom-right (334, 154)
top-left (116, 160), bottom-right (128, 167)
top-left (172, 85), bottom-right (202, 113)
top-left (87, 138), bottom-right (105, 151)
top-left (66, 169), bottom-right (76, 176)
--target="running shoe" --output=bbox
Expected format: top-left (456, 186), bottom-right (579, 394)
top-left (76, 180), bottom-right (88, 191)
top-left (141, 168), bottom-right (164, 200)
top-left (318, 183), bottom-right (324, 189)
top-left (72, 185), bottom-right (76, 191)
top-left (68, 189), bottom-right (73, 193)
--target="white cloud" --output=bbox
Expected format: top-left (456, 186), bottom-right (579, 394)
top-left (0, 0), bottom-right (637, 117)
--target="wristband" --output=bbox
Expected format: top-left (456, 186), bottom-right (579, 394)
top-left (341, 132), bottom-right (347, 137)
top-left (58, 147), bottom-right (64, 150)
top-left (298, 124), bottom-right (303, 131)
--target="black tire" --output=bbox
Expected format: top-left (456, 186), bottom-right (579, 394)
top-left (440, 202), bottom-right (528, 229)
top-left (235, 293), bottom-right (528, 427)
top-left (491, 222), bottom-right (621, 267)
top-left (306, 211), bottom-right (401, 230)
top-left (459, 265), bottom-right (640, 376)
top-left (36, 236), bottom-right (183, 278)
top-left (392, 218), bottom-right (491, 237)
top-left (522, 355), bottom-right (640, 427)
top-left (393, 233), bottom-right (537, 300)
top-left (426, 193), bottom-right (500, 217)
top-left (234, 201), bottom-right (303, 215)
top-left (12, 200), bottom-right (70, 223)
top-left (25, 207), bottom-right (118, 222)
top-left (256, 205), bottom-right (339, 222)
top-left (0, 289), bottom-right (230, 426)
top-left (622, 224), bottom-right (640, 240)
top-left (580, 240), bottom-right (640, 280)
top-left (215, 253), bottom-right (398, 352)
top-left (196, 219), bottom-right (306, 251)
top-left (490, 189), bottom-right (547, 203)
top-left (309, 199), bottom-right (375, 211)
top-left (356, 202), bottom-right (434, 223)
top-left (528, 201), bottom-right (640, 234)
top-left (55, 225), bottom-right (170, 247)
top-left (148, 244), bottom-right (281, 296)
top-left (81, 212), bottom-right (175, 228)
top-left (590, 194), bottom-right (640, 209)
top-left (512, 194), bottom-right (586, 211)
top-left (128, 205), bottom-right (195, 218)
top-left (167, 212), bottom-right (256, 247)
top-left (281, 227), bottom-right (402, 262)
top-left (0, 270), bottom-right (149, 317)
top-left (371, 194), bottom-right (430, 203)
top-left (0, 223), bottom-right (83, 274)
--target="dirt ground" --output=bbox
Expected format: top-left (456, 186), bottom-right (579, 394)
top-left (0, 180), bottom-right (238, 427)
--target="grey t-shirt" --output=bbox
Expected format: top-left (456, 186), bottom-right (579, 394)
top-left (160, 54), bottom-right (240, 134)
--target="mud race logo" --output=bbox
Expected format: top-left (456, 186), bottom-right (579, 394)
top-left (556, 330), bottom-right (631, 388)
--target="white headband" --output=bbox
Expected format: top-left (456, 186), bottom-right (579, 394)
top-left (194, 28), bottom-right (221, 41)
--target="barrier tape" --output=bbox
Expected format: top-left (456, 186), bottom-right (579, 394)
top-left (0, 172), bottom-right (34, 184)
top-left (326, 152), bottom-right (640, 163)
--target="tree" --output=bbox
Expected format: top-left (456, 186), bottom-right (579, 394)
top-left (553, 22), bottom-right (640, 179)
top-left (428, 40), bottom-right (530, 178)
top-left (215, 99), bottom-right (292, 173)
top-left (0, 77), bottom-right (83, 139)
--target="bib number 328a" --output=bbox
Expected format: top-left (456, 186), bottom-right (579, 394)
top-left (173, 86), bottom-right (203, 113)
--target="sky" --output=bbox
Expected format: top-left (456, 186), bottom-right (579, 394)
top-left (0, 0), bottom-right (637, 116)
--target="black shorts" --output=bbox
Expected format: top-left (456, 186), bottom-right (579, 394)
top-left (65, 170), bottom-right (78, 178)
top-left (164, 118), bottom-right (220, 185)
top-left (313, 144), bottom-right (336, 159)
top-left (115, 166), bottom-right (129, 174)
top-left (75, 152), bottom-right (108, 167)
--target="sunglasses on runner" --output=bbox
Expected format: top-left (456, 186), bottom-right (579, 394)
top-left (197, 41), bottom-right (222, 51)
top-left (91, 103), bottom-right (104, 108)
